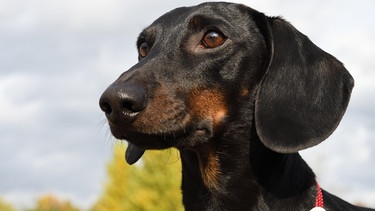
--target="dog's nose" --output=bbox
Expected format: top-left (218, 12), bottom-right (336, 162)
top-left (99, 84), bottom-right (147, 124)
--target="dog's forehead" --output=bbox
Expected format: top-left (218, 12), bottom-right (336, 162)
top-left (155, 3), bottom-right (231, 24)
top-left (141, 2), bottom-right (247, 35)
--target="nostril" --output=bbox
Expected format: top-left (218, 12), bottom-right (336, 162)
top-left (100, 101), bottom-right (112, 116)
top-left (122, 97), bottom-right (146, 113)
top-left (122, 101), bottom-right (138, 114)
top-left (119, 85), bottom-right (148, 113)
top-left (122, 101), bottom-right (133, 111)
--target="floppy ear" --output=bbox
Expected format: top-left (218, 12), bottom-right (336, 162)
top-left (254, 17), bottom-right (354, 153)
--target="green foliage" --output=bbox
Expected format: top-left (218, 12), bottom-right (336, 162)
top-left (0, 198), bottom-right (14, 211)
top-left (27, 194), bottom-right (80, 211)
top-left (90, 143), bottom-right (184, 211)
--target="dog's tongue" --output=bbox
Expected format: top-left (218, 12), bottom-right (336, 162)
top-left (125, 143), bottom-right (145, 165)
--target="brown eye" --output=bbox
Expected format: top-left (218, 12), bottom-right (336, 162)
top-left (202, 31), bottom-right (226, 48)
top-left (139, 42), bottom-right (149, 58)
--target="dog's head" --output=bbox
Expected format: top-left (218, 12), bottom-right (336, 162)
top-left (99, 2), bottom-right (353, 164)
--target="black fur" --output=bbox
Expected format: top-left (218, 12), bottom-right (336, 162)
top-left (99, 2), bottom-right (373, 210)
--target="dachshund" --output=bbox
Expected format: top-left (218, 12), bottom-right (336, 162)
top-left (99, 2), bottom-right (374, 210)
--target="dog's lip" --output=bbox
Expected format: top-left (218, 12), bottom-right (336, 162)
top-left (110, 122), bottom-right (212, 149)
top-left (120, 128), bottom-right (204, 143)
top-left (123, 128), bottom-right (207, 165)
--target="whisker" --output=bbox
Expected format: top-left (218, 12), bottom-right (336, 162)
top-left (96, 118), bottom-right (115, 145)
top-left (164, 148), bottom-right (180, 165)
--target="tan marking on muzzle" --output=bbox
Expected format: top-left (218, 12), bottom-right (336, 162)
top-left (188, 88), bottom-right (228, 128)
top-left (133, 85), bottom-right (189, 133)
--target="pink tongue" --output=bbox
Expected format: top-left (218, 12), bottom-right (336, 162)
top-left (125, 143), bottom-right (145, 165)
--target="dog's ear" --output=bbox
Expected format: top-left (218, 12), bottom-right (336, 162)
top-left (254, 16), bottom-right (354, 153)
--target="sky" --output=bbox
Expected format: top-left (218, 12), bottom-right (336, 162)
top-left (1, 0), bottom-right (374, 209)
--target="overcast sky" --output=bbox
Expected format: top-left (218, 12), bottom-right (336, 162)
top-left (1, 0), bottom-right (374, 209)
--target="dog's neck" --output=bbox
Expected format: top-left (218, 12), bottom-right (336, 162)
top-left (179, 127), bottom-right (317, 210)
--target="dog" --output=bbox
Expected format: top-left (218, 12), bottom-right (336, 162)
top-left (99, 2), bottom-right (374, 210)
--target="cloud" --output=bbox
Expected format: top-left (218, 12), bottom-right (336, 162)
top-left (0, 72), bottom-right (112, 209)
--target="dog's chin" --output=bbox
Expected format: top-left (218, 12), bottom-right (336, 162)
top-left (111, 124), bottom-right (213, 165)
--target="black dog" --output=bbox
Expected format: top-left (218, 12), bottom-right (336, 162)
top-left (99, 2), bottom-right (374, 210)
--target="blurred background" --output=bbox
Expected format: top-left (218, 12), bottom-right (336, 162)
top-left (1, 0), bottom-right (374, 210)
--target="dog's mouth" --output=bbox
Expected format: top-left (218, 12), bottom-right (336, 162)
top-left (109, 120), bottom-right (214, 164)
top-left (101, 84), bottom-right (228, 164)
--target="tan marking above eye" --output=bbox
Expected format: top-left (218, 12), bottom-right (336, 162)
top-left (240, 88), bottom-right (250, 97)
top-left (191, 16), bottom-right (201, 26)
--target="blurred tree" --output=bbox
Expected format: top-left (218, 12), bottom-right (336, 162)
top-left (90, 143), bottom-right (183, 211)
top-left (27, 194), bottom-right (80, 211)
top-left (0, 198), bottom-right (14, 211)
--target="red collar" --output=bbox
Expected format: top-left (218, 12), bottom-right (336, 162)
top-left (313, 181), bottom-right (324, 210)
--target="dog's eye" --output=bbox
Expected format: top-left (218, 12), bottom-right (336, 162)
top-left (202, 31), bottom-right (226, 48)
top-left (139, 42), bottom-right (149, 58)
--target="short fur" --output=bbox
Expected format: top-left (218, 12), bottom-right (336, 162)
top-left (99, 2), bottom-right (373, 210)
